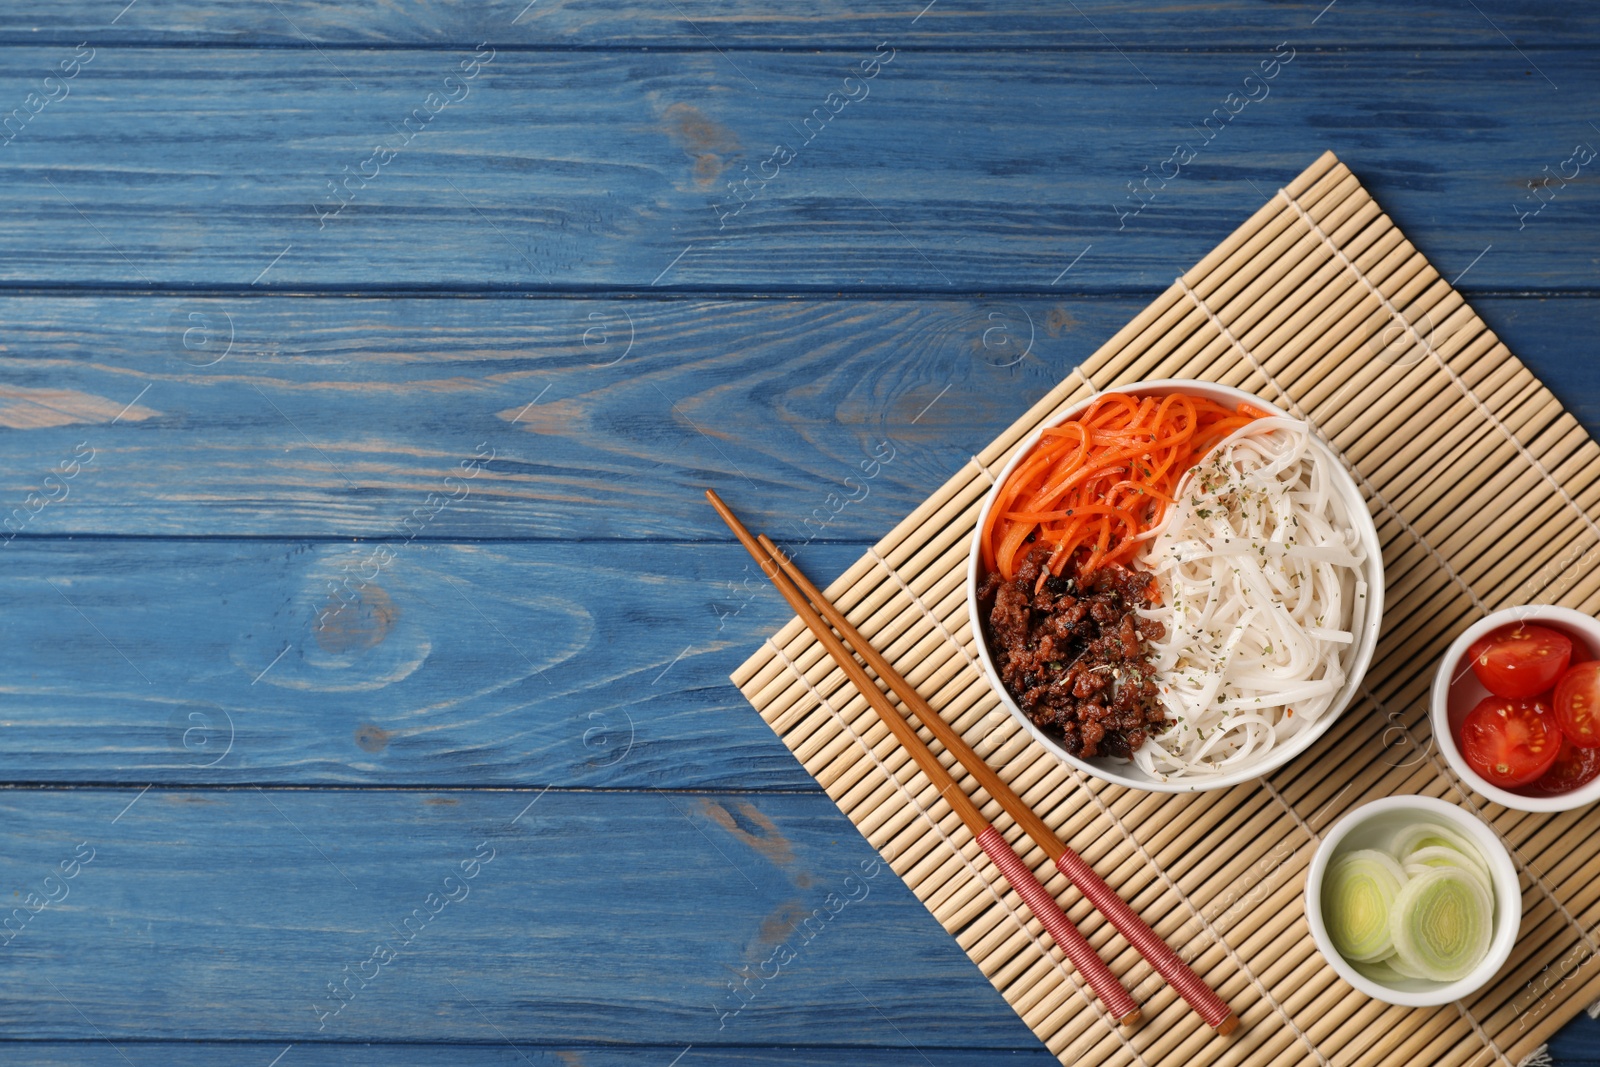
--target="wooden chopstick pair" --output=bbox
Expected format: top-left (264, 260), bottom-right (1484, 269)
top-left (707, 489), bottom-right (1239, 1036)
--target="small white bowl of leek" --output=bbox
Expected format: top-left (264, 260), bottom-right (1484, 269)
top-left (1304, 796), bottom-right (1520, 1007)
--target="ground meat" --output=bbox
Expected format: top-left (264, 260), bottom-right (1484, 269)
top-left (977, 544), bottom-right (1167, 759)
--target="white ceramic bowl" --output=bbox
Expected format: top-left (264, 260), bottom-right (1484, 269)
top-left (966, 379), bottom-right (1385, 793)
top-left (1304, 795), bottom-right (1520, 1006)
top-left (1431, 604), bottom-right (1600, 812)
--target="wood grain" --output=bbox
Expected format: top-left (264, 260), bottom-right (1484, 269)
top-left (0, 788), bottom-right (1040, 1047)
top-left (0, 293), bottom-right (1096, 540)
top-left (0, 296), bottom-right (1591, 540)
top-left (0, 540), bottom-right (879, 787)
top-left (0, 1), bottom-right (1592, 47)
top-left (0, 51), bottom-right (1589, 291)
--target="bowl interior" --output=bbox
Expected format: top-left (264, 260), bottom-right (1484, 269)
top-left (1305, 796), bottom-right (1520, 1006)
top-left (1432, 606), bottom-right (1600, 812)
top-left (967, 379), bottom-right (1386, 794)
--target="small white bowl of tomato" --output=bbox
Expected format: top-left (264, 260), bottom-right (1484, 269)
top-left (1431, 605), bottom-right (1600, 812)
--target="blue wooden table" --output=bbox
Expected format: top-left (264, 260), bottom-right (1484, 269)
top-left (0, 2), bottom-right (1596, 1063)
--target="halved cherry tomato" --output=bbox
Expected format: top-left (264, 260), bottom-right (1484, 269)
top-left (1521, 735), bottom-right (1600, 796)
top-left (1460, 693), bottom-right (1563, 787)
top-left (1555, 661), bottom-right (1600, 747)
top-left (1465, 623), bottom-right (1572, 698)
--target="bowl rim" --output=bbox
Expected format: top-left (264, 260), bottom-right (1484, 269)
top-left (1303, 794), bottom-right (1521, 1007)
top-left (1430, 604), bottom-right (1600, 813)
top-left (964, 377), bottom-right (1386, 793)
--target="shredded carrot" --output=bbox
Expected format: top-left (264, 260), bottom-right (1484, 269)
top-left (980, 391), bottom-right (1264, 580)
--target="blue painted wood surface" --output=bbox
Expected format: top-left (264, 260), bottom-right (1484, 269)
top-left (1, 1), bottom-right (1596, 1063)
top-left (0, 789), bottom-right (1047, 1045)
top-left (0, 2), bottom-right (1594, 47)
top-left (0, 50), bottom-right (1592, 292)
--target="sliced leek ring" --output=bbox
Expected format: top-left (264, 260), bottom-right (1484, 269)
top-left (1402, 846), bottom-right (1492, 898)
top-left (1324, 849), bottom-right (1404, 963)
top-left (1388, 867), bottom-right (1494, 983)
top-left (1390, 823), bottom-right (1489, 879)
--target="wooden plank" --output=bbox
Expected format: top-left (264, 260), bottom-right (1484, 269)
top-left (0, 51), bottom-right (1591, 291)
top-left (0, 788), bottom-right (1043, 1047)
top-left (0, 0), bottom-right (1590, 47)
top-left (0, 294), bottom-right (1146, 540)
top-left (0, 295), bottom-right (1592, 541)
top-left (0, 1046), bottom-right (1059, 1066)
top-left (0, 540), bottom-right (867, 788)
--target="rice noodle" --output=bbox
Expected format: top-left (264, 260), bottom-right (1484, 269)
top-left (1133, 416), bottom-right (1367, 780)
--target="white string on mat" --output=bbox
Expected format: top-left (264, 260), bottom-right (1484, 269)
top-left (866, 547), bottom-right (1035, 753)
top-left (1176, 269), bottom-right (1600, 973)
top-left (1260, 779), bottom-right (1317, 844)
top-left (971, 457), bottom-right (997, 486)
top-left (764, 638), bottom-right (1153, 1067)
top-left (867, 546), bottom-right (978, 679)
top-left (1279, 188), bottom-right (1600, 564)
top-left (1518, 1046), bottom-right (1555, 1067)
top-left (1512, 537), bottom-right (1600, 609)
top-left (1453, 999), bottom-right (1516, 1067)
top-left (862, 549), bottom-right (1328, 1065)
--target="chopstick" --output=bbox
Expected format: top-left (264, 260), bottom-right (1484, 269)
top-left (707, 490), bottom-right (1142, 1029)
top-left (750, 528), bottom-right (1241, 1036)
top-left (708, 490), bottom-right (1243, 1036)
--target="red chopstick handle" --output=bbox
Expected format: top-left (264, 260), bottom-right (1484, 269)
top-left (978, 825), bottom-right (1140, 1026)
top-left (1054, 850), bottom-right (1236, 1032)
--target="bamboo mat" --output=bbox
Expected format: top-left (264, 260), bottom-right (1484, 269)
top-left (730, 151), bottom-right (1600, 1067)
